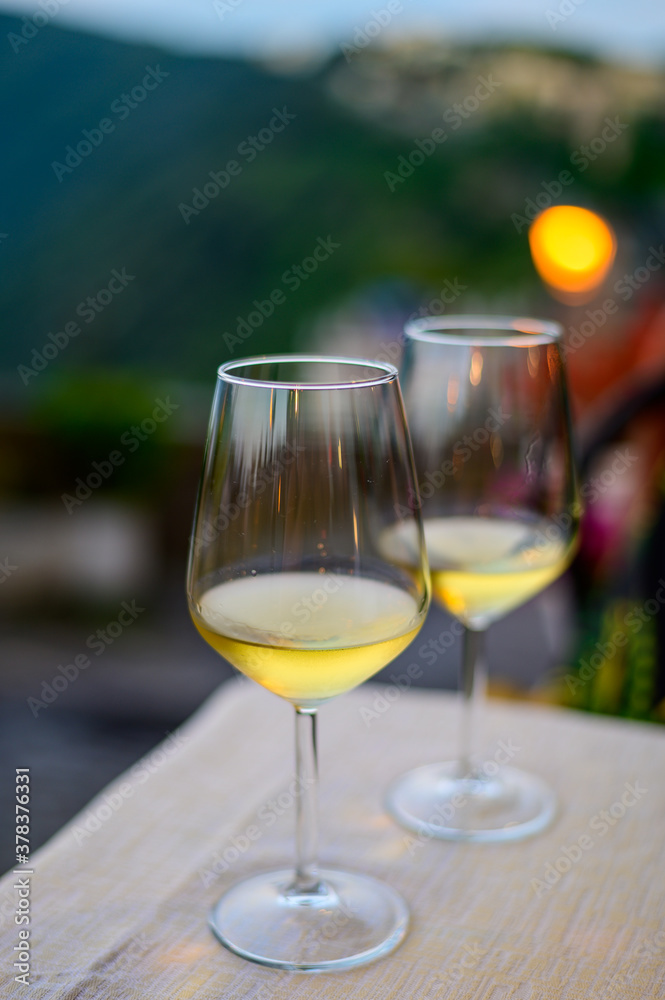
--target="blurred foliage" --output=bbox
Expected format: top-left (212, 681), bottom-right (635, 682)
top-left (1, 17), bottom-right (664, 396)
top-left (27, 371), bottom-right (171, 438)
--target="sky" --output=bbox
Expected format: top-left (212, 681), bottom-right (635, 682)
top-left (0, 0), bottom-right (664, 66)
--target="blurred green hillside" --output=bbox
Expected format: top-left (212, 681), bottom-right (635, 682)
top-left (1, 16), bottom-right (664, 387)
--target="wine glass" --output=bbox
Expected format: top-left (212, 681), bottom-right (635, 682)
top-left (384, 316), bottom-right (579, 842)
top-left (187, 355), bottom-right (430, 971)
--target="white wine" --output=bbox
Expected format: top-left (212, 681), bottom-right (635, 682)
top-left (425, 516), bottom-right (575, 625)
top-left (191, 572), bottom-right (424, 707)
top-left (382, 516), bottom-right (576, 627)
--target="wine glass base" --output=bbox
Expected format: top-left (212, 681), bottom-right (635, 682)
top-left (386, 762), bottom-right (556, 843)
top-left (209, 867), bottom-right (409, 972)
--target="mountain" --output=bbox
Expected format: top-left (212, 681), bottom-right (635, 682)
top-left (1, 16), bottom-right (663, 386)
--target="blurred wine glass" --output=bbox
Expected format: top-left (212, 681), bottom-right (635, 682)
top-left (384, 316), bottom-right (579, 842)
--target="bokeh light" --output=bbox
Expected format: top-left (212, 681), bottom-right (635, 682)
top-left (528, 205), bottom-right (616, 301)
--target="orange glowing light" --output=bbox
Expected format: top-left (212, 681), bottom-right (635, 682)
top-left (528, 206), bottom-right (616, 299)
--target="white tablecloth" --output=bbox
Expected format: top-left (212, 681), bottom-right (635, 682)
top-left (1, 678), bottom-right (664, 998)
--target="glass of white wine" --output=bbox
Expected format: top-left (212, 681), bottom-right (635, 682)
top-left (384, 316), bottom-right (579, 842)
top-left (187, 355), bottom-right (430, 971)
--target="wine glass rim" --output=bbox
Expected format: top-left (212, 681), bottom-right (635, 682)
top-left (217, 354), bottom-right (399, 390)
top-left (405, 315), bottom-right (563, 346)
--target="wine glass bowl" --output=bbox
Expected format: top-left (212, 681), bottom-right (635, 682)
top-left (385, 316), bottom-right (579, 842)
top-left (187, 355), bottom-right (429, 970)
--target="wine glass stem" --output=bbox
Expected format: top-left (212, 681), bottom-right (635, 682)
top-left (458, 626), bottom-right (487, 779)
top-left (293, 706), bottom-right (321, 893)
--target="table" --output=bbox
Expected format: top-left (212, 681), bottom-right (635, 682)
top-left (2, 679), bottom-right (664, 998)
